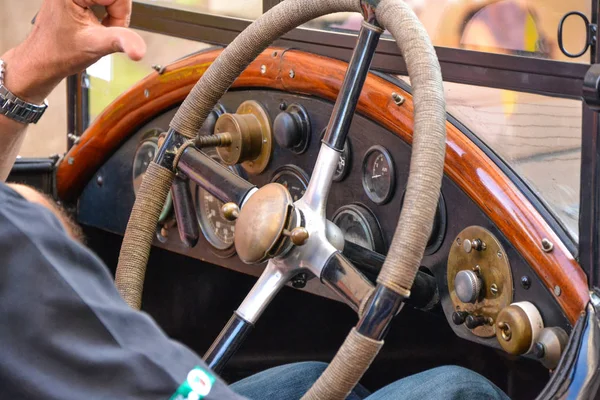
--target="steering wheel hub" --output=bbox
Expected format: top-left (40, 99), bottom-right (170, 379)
top-left (234, 183), bottom-right (297, 264)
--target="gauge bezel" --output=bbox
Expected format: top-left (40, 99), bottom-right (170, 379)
top-left (132, 129), bottom-right (172, 223)
top-left (194, 147), bottom-right (243, 258)
top-left (270, 164), bottom-right (310, 201)
top-left (195, 185), bottom-right (237, 258)
top-left (361, 145), bottom-right (396, 205)
top-left (332, 203), bottom-right (385, 253)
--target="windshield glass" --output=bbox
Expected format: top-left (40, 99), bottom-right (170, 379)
top-left (443, 82), bottom-right (581, 239)
top-left (305, 0), bottom-right (591, 63)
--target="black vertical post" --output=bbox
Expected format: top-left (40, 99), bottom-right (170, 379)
top-left (579, 0), bottom-right (600, 289)
top-left (262, 0), bottom-right (280, 13)
top-left (66, 71), bottom-right (89, 150)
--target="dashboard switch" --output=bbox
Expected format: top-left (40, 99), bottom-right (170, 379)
top-left (274, 103), bottom-right (310, 154)
top-left (451, 311), bottom-right (469, 325)
top-left (454, 270), bottom-right (482, 303)
top-left (465, 314), bottom-right (488, 329)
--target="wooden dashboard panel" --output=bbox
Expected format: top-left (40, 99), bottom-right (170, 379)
top-left (56, 47), bottom-right (588, 324)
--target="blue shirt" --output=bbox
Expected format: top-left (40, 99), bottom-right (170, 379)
top-left (0, 182), bottom-right (243, 399)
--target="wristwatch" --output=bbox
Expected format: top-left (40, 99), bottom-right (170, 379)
top-left (0, 59), bottom-right (48, 124)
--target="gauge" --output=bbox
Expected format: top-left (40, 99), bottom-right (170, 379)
top-left (196, 147), bottom-right (241, 253)
top-left (321, 129), bottom-right (351, 182)
top-left (271, 165), bottom-right (310, 202)
top-left (132, 130), bottom-right (172, 223)
top-left (362, 145), bottom-right (395, 205)
top-left (332, 204), bottom-right (385, 253)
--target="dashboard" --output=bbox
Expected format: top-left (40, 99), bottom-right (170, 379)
top-left (77, 88), bottom-right (572, 366)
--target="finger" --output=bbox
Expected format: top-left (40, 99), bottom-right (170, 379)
top-left (94, 0), bottom-right (132, 27)
top-left (86, 26), bottom-right (146, 60)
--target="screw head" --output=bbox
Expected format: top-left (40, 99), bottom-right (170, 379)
top-left (67, 157), bottom-right (75, 165)
top-left (490, 283), bottom-right (499, 296)
top-left (260, 65), bottom-right (267, 74)
top-left (391, 92), bottom-right (405, 105)
top-left (96, 176), bottom-right (104, 186)
top-left (289, 69), bottom-right (295, 78)
top-left (291, 273), bottom-right (307, 288)
top-left (554, 285), bottom-right (562, 297)
top-left (520, 276), bottom-right (531, 290)
top-left (144, 89), bottom-right (150, 98)
top-left (541, 238), bottom-right (554, 252)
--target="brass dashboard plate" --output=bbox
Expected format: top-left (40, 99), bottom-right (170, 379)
top-left (447, 226), bottom-right (513, 338)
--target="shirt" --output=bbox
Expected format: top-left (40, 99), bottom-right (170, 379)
top-left (0, 182), bottom-right (245, 400)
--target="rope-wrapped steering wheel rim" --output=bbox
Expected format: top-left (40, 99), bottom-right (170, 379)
top-left (116, 0), bottom-right (445, 398)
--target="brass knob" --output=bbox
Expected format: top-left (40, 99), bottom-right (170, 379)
top-left (284, 227), bottom-right (309, 246)
top-left (495, 302), bottom-right (543, 355)
top-left (221, 202), bottom-right (240, 221)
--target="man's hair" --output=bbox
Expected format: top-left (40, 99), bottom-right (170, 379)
top-left (7, 183), bottom-right (85, 243)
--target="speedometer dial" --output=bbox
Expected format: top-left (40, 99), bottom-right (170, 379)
top-left (196, 147), bottom-right (242, 254)
top-left (333, 204), bottom-right (384, 253)
top-left (271, 165), bottom-right (309, 202)
top-left (362, 145), bottom-right (395, 205)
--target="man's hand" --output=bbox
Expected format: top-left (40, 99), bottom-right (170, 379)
top-left (2, 0), bottom-right (146, 104)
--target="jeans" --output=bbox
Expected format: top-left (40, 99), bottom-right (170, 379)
top-left (230, 362), bottom-right (510, 400)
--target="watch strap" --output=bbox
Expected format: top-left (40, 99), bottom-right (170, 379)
top-left (0, 59), bottom-right (48, 124)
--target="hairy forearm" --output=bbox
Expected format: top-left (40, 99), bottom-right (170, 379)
top-left (0, 118), bottom-right (28, 181)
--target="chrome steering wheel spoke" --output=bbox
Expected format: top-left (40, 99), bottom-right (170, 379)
top-left (203, 22), bottom-right (383, 373)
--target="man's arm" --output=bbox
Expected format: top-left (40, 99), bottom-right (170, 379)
top-left (0, 0), bottom-right (146, 181)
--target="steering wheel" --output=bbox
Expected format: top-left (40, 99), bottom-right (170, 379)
top-left (115, 0), bottom-right (445, 398)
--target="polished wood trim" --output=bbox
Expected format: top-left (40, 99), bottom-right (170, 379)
top-left (57, 47), bottom-right (588, 324)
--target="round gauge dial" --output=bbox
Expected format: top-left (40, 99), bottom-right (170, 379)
top-left (362, 145), bottom-right (395, 205)
top-left (271, 165), bottom-right (309, 202)
top-left (196, 147), bottom-right (242, 253)
top-left (132, 132), bottom-right (172, 223)
top-left (332, 204), bottom-right (384, 253)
